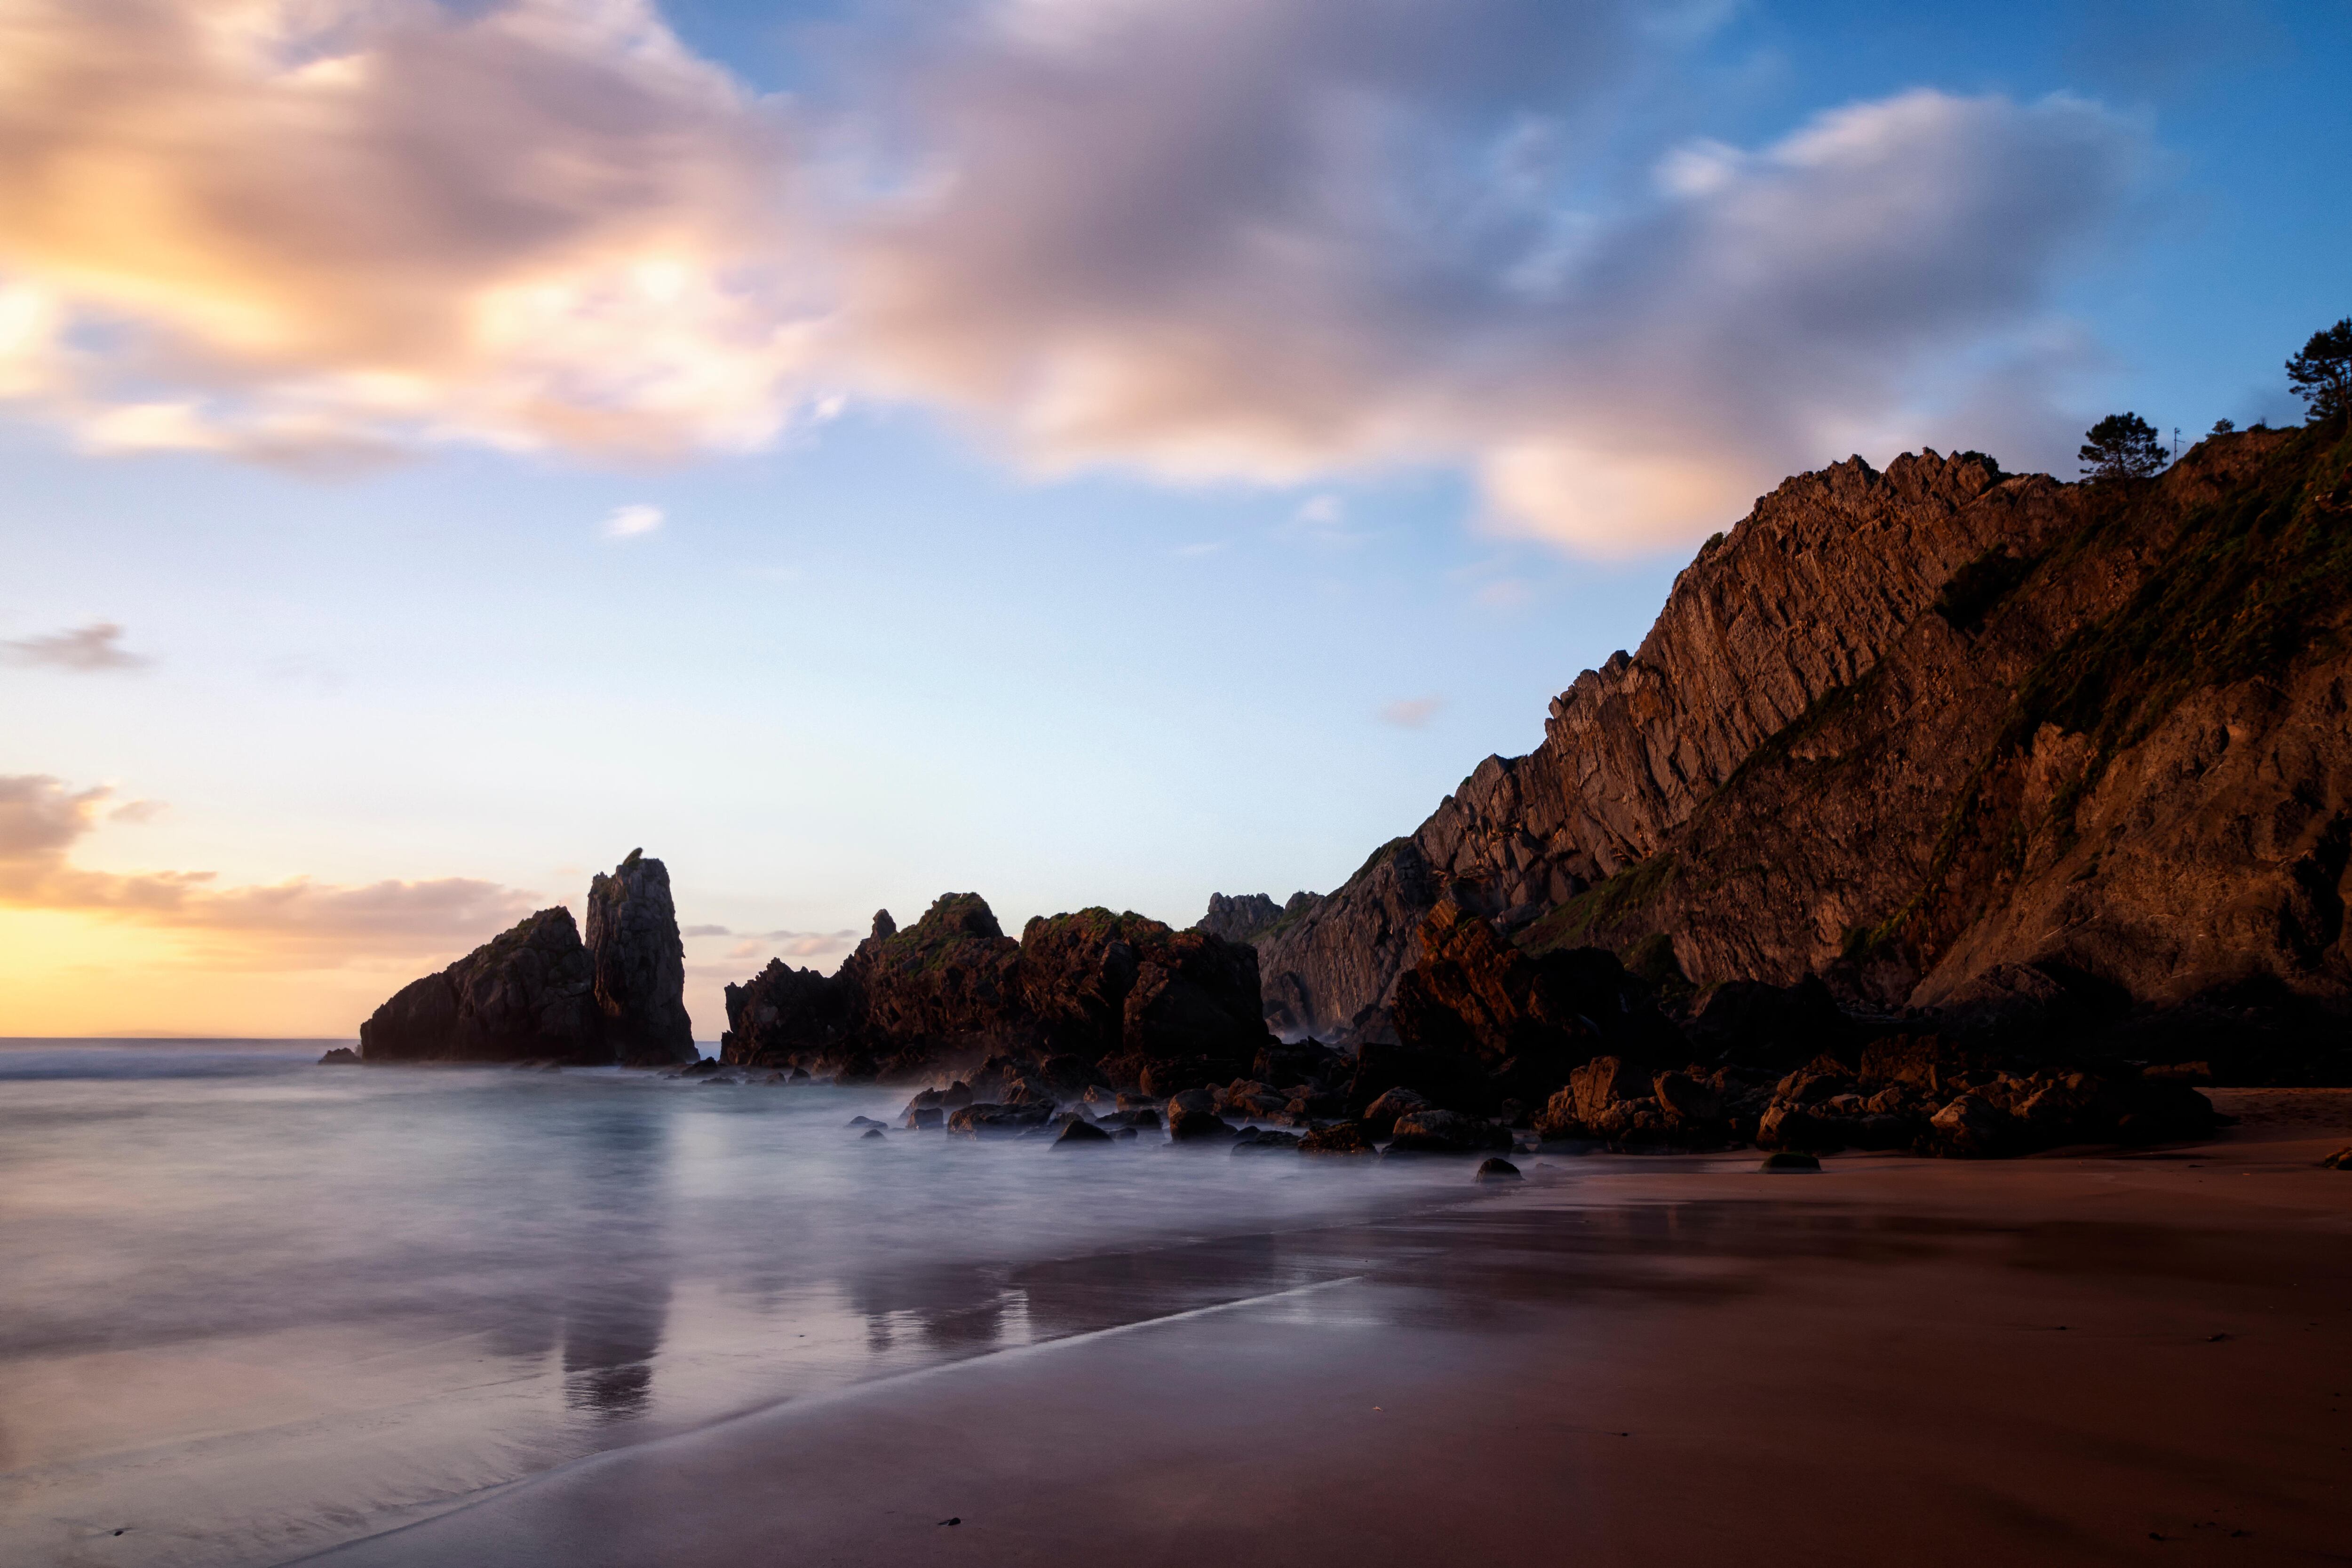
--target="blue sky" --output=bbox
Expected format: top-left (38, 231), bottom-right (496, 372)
top-left (0, 0), bottom-right (2343, 1035)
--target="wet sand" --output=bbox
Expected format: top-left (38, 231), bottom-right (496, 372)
top-left (303, 1090), bottom-right (2352, 1568)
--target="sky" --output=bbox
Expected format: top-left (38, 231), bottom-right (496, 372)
top-left (1, 0), bottom-right (2345, 1038)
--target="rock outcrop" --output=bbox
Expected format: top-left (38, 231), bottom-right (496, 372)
top-left (1197, 889), bottom-right (1322, 947)
top-left (360, 906), bottom-right (606, 1063)
top-left (720, 894), bottom-right (1274, 1087)
top-left (360, 851), bottom-right (698, 1065)
top-left (586, 850), bottom-right (699, 1066)
top-left (1259, 424), bottom-right (2352, 1082)
top-left (1196, 893), bottom-right (1280, 943)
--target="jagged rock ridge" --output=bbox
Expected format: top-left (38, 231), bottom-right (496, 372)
top-left (723, 893), bottom-right (1274, 1089)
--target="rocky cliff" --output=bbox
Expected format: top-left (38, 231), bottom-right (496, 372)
top-left (722, 893), bottom-right (1272, 1088)
top-left (586, 850), bottom-right (700, 1066)
top-left (360, 851), bottom-right (696, 1064)
top-left (1255, 421), bottom-right (2352, 1077)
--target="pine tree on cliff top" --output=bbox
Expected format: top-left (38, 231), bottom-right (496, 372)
top-left (2079, 412), bottom-right (2166, 481)
top-left (2286, 318), bottom-right (2352, 423)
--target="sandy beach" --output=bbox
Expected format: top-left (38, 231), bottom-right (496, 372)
top-left (294, 1090), bottom-right (2352, 1568)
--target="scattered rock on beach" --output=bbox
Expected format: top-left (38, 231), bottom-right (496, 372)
top-left (1760, 1151), bottom-right (1820, 1172)
top-left (1168, 1106), bottom-right (1237, 1142)
top-left (1298, 1121), bottom-right (1378, 1156)
top-left (1473, 1157), bottom-right (1523, 1183)
top-left (946, 1103), bottom-right (1054, 1139)
top-left (1359, 1086), bottom-right (1431, 1135)
top-left (1384, 1109), bottom-right (1513, 1154)
top-left (2322, 1146), bottom-right (2352, 1170)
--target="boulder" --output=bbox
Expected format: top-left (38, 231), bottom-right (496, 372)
top-left (585, 850), bottom-right (699, 1066)
top-left (1359, 1086), bottom-right (1431, 1135)
top-left (317, 1046), bottom-right (360, 1065)
top-left (946, 1103), bottom-right (1054, 1139)
top-left (2322, 1146), bottom-right (2352, 1170)
top-left (1473, 1157), bottom-right (1523, 1183)
top-left (1052, 1119), bottom-right (1114, 1147)
top-left (1168, 1107), bottom-right (1237, 1143)
top-left (1165, 1087), bottom-right (1219, 1118)
top-left (1385, 1109), bottom-right (1513, 1155)
top-left (1298, 1121), bottom-right (1378, 1156)
top-left (1926, 1093), bottom-right (2010, 1156)
top-left (1760, 1151), bottom-right (1821, 1172)
top-left (1232, 1128), bottom-right (1303, 1154)
top-left (860, 1128), bottom-right (886, 1140)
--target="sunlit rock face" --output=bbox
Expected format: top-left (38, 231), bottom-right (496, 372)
top-left (585, 850), bottom-right (699, 1067)
top-left (1259, 448), bottom-right (2028, 1038)
top-left (719, 895), bottom-right (1271, 1089)
top-left (359, 907), bottom-right (605, 1063)
top-left (1264, 429), bottom-right (2352, 1079)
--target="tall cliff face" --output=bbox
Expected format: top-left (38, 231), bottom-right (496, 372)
top-left (585, 849), bottom-right (699, 1066)
top-left (1263, 425), bottom-right (2352, 1051)
top-left (1261, 448), bottom-right (2042, 1036)
top-left (1547, 424), bottom-right (2352, 1032)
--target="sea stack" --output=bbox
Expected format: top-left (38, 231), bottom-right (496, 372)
top-left (359, 906), bottom-right (605, 1063)
top-left (586, 849), bottom-right (699, 1066)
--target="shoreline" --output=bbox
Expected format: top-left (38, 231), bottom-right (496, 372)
top-left (298, 1090), bottom-right (2352, 1567)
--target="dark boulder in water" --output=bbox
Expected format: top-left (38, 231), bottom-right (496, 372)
top-left (317, 1047), bottom-right (359, 1065)
top-left (1167, 1106), bottom-right (1236, 1142)
top-left (1298, 1121), bottom-right (1378, 1156)
top-left (1473, 1157), bottom-right (1523, 1183)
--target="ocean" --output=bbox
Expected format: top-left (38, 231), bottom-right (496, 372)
top-left (0, 1040), bottom-right (1468, 1567)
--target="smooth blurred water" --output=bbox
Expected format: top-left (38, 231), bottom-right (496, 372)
top-left (0, 1041), bottom-right (1467, 1568)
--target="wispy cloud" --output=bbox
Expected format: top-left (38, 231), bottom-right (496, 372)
top-left (603, 503), bottom-right (665, 539)
top-left (3, 621), bottom-right (149, 672)
top-left (0, 773), bottom-right (536, 968)
top-left (1378, 697), bottom-right (1445, 729)
top-left (1170, 540), bottom-right (1226, 558)
top-left (0, 1), bottom-right (2149, 554)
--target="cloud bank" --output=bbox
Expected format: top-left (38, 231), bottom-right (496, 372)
top-left (0, 772), bottom-right (538, 967)
top-left (0, 0), bottom-right (2149, 550)
top-left (2, 620), bottom-right (149, 670)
